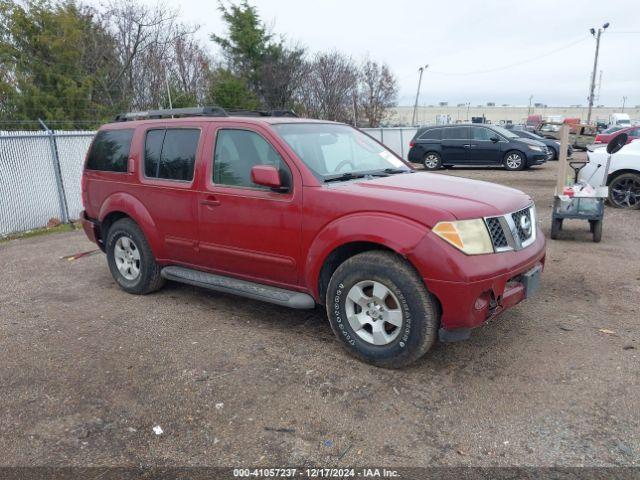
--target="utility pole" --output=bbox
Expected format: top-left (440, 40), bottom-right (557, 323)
top-left (586, 22), bottom-right (609, 124)
top-left (596, 70), bottom-right (603, 102)
top-left (466, 102), bottom-right (470, 122)
top-left (165, 75), bottom-right (173, 110)
top-left (621, 96), bottom-right (628, 112)
top-left (527, 95), bottom-right (533, 116)
top-left (411, 65), bottom-right (428, 126)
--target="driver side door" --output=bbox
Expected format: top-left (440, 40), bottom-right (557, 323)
top-left (196, 124), bottom-right (303, 288)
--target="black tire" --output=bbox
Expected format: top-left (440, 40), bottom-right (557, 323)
top-left (423, 152), bottom-right (442, 170)
top-left (105, 218), bottom-right (165, 295)
top-left (550, 218), bottom-right (562, 239)
top-left (608, 173), bottom-right (640, 209)
top-left (549, 146), bottom-right (558, 161)
top-left (503, 151), bottom-right (525, 171)
top-left (326, 251), bottom-right (438, 368)
top-left (591, 219), bottom-right (602, 243)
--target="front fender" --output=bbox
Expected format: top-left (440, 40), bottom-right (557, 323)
top-left (304, 213), bottom-right (428, 299)
top-left (98, 192), bottom-right (162, 258)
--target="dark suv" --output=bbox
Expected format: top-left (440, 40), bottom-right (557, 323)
top-left (408, 124), bottom-right (548, 171)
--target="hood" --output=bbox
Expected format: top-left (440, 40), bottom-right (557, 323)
top-left (331, 172), bottom-right (532, 220)
top-left (514, 137), bottom-right (546, 147)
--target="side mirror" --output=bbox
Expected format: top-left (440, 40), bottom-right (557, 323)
top-left (251, 165), bottom-right (283, 190)
top-left (607, 133), bottom-right (628, 154)
top-left (490, 136), bottom-right (499, 143)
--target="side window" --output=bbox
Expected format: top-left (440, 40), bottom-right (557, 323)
top-left (471, 127), bottom-right (493, 141)
top-left (86, 129), bottom-right (133, 172)
top-left (144, 128), bottom-right (199, 181)
top-left (144, 129), bottom-right (164, 178)
top-left (213, 129), bottom-right (289, 189)
top-left (419, 128), bottom-right (442, 140)
top-left (443, 127), bottom-right (469, 140)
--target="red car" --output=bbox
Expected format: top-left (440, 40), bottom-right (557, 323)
top-left (594, 125), bottom-right (640, 145)
top-left (81, 107), bottom-right (546, 368)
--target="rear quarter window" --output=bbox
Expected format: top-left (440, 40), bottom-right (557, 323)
top-left (86, 129), bottom-right (134, 172)
top-left (419, 128), bottom-right (442, 140)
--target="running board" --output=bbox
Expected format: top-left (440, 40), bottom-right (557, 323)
top-left (161, 266), bottom-right (316, 309)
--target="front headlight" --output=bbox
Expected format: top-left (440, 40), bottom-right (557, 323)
top-left (528, 145), bottom-right (543, 151)
top-left (432, 219), bottom-right (493, 255)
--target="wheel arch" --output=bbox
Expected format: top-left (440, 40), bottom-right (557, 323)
top-left (607, 169), bottom-right (640, 185)
top-left (98, 192), bottom-right (162, 257)
top-left (305, 213), bottom-right (428, 302)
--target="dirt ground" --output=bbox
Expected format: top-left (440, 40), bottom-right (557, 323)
top-left (1, 156), bottom-right (639, 468)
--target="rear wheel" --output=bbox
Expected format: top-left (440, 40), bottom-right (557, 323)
top-left (105, 218), bottom-right (165, 294)
top-left (550, 218), bottom-right (562, 239)
top-left (423, 152), bottom-right (442, 170)
top-left (326, 251), bottom-right (438, 368)
top-left (608, 173), bottom-right (640, 209)
top-left (504, 151), bottom-right (525, 171)
top-left (591, 219), bottom-right (602, 242)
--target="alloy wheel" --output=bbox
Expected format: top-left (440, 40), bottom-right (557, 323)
top-left (114, 236), bottom-right (141, 280)
top-left (506, 153), bottom-right (523, 169)
top-left (610, 177), bottom-right (640, 208)
top-left (344, 280), bottom-right (403, 346)
top-left (424, 154), bottom-right (440, 169)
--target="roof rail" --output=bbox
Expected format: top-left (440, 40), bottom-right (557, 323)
top-left (114, 106), bottom-right (228, 122)
top-left (225, 109), bottom-right (298, 118)
top-left (114, 106), bottom-right (298, 122)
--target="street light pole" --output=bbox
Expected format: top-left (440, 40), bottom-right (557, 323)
top-left (586, 22), bottom-right (609, 124)
top-left (411, 64), bottom-right (428, 126)
top-left (622, 96), bottom-right (627, 112)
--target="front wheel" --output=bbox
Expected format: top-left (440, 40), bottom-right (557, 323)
top-left (608, 173), bottom-right (640, 209)
top-left (326, 251), bottom-right (438, 368)
top-left (504, 151), bottom-right (525, 171)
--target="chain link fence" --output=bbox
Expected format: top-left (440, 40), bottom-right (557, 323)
top-left (0, 130), bottom-right (95, 236)
top-left (0, 126), bottom-right (418, 237)
top-left (361, 127), bottom-right (418, 161)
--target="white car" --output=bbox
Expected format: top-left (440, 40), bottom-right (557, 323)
top-left (580, 139), bottom-right (640, 209)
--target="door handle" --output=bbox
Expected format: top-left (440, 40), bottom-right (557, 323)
top-left (200, 196), bottom-right (220, 207)
top-left (463, 144), bottom-right (471, 148)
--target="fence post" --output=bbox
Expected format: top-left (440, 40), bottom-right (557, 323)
top-left (38, 119), bottom-right (69, 224)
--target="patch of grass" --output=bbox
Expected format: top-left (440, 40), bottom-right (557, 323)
top-left (0, 222), bottom-right (80, 243)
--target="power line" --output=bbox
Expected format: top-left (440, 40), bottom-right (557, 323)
top-left (427, 36), bottom-right (590, 76)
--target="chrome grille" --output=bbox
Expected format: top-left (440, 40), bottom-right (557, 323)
top-left (484, 204), bottom-right (536, 252)
top-left (511, 207), bottom-right (533, 243)
top-left (485, 217), bottom-right (508, 248)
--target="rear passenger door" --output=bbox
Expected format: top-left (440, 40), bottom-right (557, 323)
top-left (136, 125), bottom-right (202, 264)
top-left (469, 126), bottom-right (501, 164)
top-left (441, 126), bottom-right (470, 164)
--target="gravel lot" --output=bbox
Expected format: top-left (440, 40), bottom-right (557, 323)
top-left (1, 156), bottom-right (639, 468)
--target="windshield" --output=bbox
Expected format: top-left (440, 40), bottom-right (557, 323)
top-left (491, 126), bottom-right (518, 138)
top-left (273, 123), bottom-right (409, 179)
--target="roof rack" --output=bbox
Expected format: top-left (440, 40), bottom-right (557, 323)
top-left (114, 106), bottom-right (298, 122)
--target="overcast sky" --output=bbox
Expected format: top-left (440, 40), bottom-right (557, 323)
top-left (138, 0), bottom-right (640, 107)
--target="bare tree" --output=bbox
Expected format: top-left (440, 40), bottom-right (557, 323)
top-left (101, 0), bottom-right (199, 110)
top-left (260, 43), bottom-right (306, 109)
top-left (298, 51), bottom-right (358, 122)
top-left (172, 36), bottom-right (210, 105)
top-left (358, 59), bottom-right (397, 127)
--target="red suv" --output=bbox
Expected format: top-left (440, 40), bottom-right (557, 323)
top-left (81, 107), bottom-right (546, 368)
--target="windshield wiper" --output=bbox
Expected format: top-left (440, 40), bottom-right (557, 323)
top-left (382, 168), bottom-right (412, 174)
top-left (324, 172), bottom-right (368, 183)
